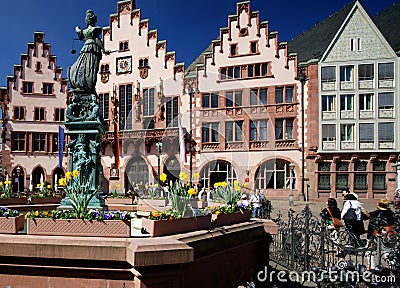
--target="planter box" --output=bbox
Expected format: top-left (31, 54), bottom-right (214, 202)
top-left (0, 215), bottom-right (24, 234)
top-left (105, 198), bottom-right (133, 205)
top-left (190, 200), bottom-right (207, 209)
top-left (30, 197), bottom-right (62, 204)
top-left (212, 210), bottom-right (251, 228)
top-left (137, 198), bottom-right (168, 207)
top-left (0, 198), bottom-right (27, 205)
top-left (27, 218), bottom-right (131, 238)
top-left (142, 214), bottom-right (211, 237)
top-left (207, 201), bottom-right (224, 207)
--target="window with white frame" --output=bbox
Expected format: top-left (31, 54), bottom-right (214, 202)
top-left (378, 92), bottom-right (394, 110)
top-left (143, 88), bottom-right (155, 117)
top-left (350, 38), bottom-right (361, 51)
top-left (225, 121), bottom-right (243, 142)
top-left (340, 94), bottom-right (353, 111)
top-left (321, 66), bottom-right (336, 83)
top-left (378, 122), bottom-right (394, 143)
top-left (250, 120), bottom-right (268, 141)
top-left (322, 95), bottom-right (336, 112)
top-left (225, 90), bottom-right (242, 107)
top-left (255, 159), bottom-right (295, 189)
top-left (340, 124), bottom-right (354, 141)
top-left (359, 94), bottom-right (373, 111)
top-left (275, 119), bottom-right (293, 140)
top-left (166, 96), bottom-right (179, 127)
top-left (340, 65), bottom-right (354, 82)
top-left (322, 124), bottom-right (336, 141)
top-left (359, 123), bottom-right (374, 143)
top-left (202, 122), bottom-right (219, 143)
top-left (119, 84), bottom-right (133, 130)
top-left (378, 62), bottom-right (394, 80)
top-left (358, 64), bottom-right (373, 81)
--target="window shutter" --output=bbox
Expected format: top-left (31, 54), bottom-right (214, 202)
top-left (359, 123), bottom-right (374, 142)
top-left (378, 122), bottom-right (394, 142)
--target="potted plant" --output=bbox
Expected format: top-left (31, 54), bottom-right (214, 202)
top-left (208, 180), bottom-right (252, 227)
top-left (0, 207), bottom-right (24, 234)
top-left (141, 172), bottom-right (211, 237)
top-left (105, 184), bottom-right (132, 204)
top-left (26, 170), bottom-right (134, 237)
top-left (0, 181), bottom-right (27, 205)
top-left (137, 180), bottom-right (168, 207)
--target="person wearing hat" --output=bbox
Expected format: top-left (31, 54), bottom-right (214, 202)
top-left (366, 199), bottom-right (395, 242)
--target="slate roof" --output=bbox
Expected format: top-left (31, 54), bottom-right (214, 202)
top-left (373, 1), bottom-right (400, 55)
top-left (287, 1), bottom-right (355, 64)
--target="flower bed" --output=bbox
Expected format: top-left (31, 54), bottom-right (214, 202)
top-left (0, 207), bottom-right (24, 234)
top-left (142, 213), bottom-right (211, 237)
top-left (212, 210), bottom-right (251, 227)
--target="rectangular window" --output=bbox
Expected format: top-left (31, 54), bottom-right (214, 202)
top-left (33, 133), bottom-right (46, 152)
top-left (321, 66), bottom-right (336, 83)
top-left (378, 92), bottom-right (394, 109)
top-left (250, 88), bottom-right (267, 106)
top-left (143, 87), bottom-right (154, 118)
top-left (378, 122), bottom-right (394, 142)
top-left (225, 121), bottom-right (243, 142)
top-left (358, 64), bottom-right (374, 81)
top-left (139, 58), bottom-right (149, 68)
top-left (166, 96), bottom-right (179, 127)
top-left (322, 124), bottom-right (336, 141)
top-left (336, 174), bottom-right (348, 190)
top-left (54, 108), bottom-right (65, 122)
top-left (250, 41), bottom-right (257, 53)
top-left (202, 93), bottom-right (218, 108)
top-left (230, 44), bottom-right (237, 56)
top-left (354, 162), bottom-right (367, 190)
top-left (378, 62), bottom-right (394, 80)
top-left (340, 94), bottom-right (353, 111)
top-left (11, 132), bottom-right (25, 151)
top-left (120, 84), bottom-right (133, 130)
top-left (373, 162), bottom-right (386, 190)
top-left (275, 119), bottom-right (294, 140)
top-left (322, 95), bottom-right (335, 112)
top-left (119, 41), bottom-right (129, 51)
top-left (340, 124), bottom-right (354, 141)
top-left (340, 65), bottom-right (354, 82)
top-left (318, 174), bottom-right (331, 190)
top-left (202, 123), bottom-right (219, 143)
top-left (220, 68), bottom-right (227, 80)
top-left (250, 120), bottom-right (268, 141)
top-left (43, 83), bottom-right (53, 95)
top-left (13, 106), bottom-right (25, 120)
top-left (34, 107), bottom-right (45, 121)
top-left (225, 91), bottom-right (242, 107)
top-left (359, 94), bottom-right (373, 111)
top-left (285, 87), bottom-right (294, 103)
top-left (359, 123), bottom-right (374, 142)
top-left (286, 119), bottom-right (293, 139)
top-left (99, 93), bottom-right (110, 120)
top-left (23, 82), bottom-right (33, 94)
top-left (275, 87), bottom-right (283, 104)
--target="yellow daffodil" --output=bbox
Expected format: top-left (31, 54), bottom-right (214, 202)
top-left (179, 171), bottom-right (189, 182)
top-left (234, 180), bottom-right (239, 186)
top-left (115, 184), bottom-right (121, 189)
top-left (66, 171), bottom-right (72, 179)
top-left (0, 182), bottom-right (3, 187)
top-left (72, 170), bottom-right (79, 178)
top-left (243, 183), bottom-right (248, 188)
top-left (47, 185), bottom-right (51, 189)
top-left (4, 180), bottom-right (11, 185)
top-left (220, 182), bottom-right (228, 188)
top-left (188, 187), bottom-right (196, 196)
top-left (193, 172), bottom-right (200, 180)
top-left (36, 184), bottom-right (41, 188)
top-left (58, 178), bottom-right (66, 186)
top-left (34, 211), bottom-right (39, 217)
top-left (160, 173), bottom-right (167, 182)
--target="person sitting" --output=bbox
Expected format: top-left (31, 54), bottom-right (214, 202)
top-left (367, 199), bottom-right (395, 245)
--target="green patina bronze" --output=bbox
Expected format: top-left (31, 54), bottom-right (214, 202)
top-left (61, 10), bottom-right (110, 210)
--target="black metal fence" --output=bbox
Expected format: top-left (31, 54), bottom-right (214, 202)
top-left (269, 205), bottom-right (400, 284)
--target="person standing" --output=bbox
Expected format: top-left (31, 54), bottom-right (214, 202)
top-left (366, 199), bottom-right (395, 242)
top-left (250, 189), bottom-right (262, 218)
top-left (341, 193), bottom-right (365, 247)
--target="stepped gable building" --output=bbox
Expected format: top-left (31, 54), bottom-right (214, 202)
top-left (97, 0), bottom-right (185, 189)
top-left (288, 0), bottom-right (400, 201)
top-left (0, 32), bottom-right (68, 193)
top-left (186, 1), bottom-right (303, 197)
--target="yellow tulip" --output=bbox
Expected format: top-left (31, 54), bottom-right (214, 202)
top-left (0, 182), bottom-right (3, 187)
top-left (188, 187), bottom-right (196, 196)
top-left (4, 180), bottom-right (11, 185)
top-left (179, 172), bottom-right (189, 182)
top-left (115, 184), bottom-right (121, 189)
top-left (47, 185), bottom-right (51, 189)
top-left (221, 182), bottom-right (227, 188)
top-left (66, 171), bottom-right (72, 179)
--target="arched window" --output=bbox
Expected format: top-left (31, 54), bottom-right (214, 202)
top-left (31, 167), bottom-right (45, 192)
top-left (125, 157), bottom-right (149, 189)
top-left (53, 167), bottom-right (65, 190)
top-left (255, 159), bottom-right (295, 189)
top-left (199, 160), bottom-right (237, 189)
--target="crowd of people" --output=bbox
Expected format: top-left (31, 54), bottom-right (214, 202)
top-left (320, 187), bottom-right (396, 248)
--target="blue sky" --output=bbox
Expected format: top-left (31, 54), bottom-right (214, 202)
top-left (0, 0), bottom-right (397, 85)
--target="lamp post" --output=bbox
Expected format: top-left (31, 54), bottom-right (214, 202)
top-left (156, 142), bottom-right (162, 184)
top-left (289, 163), bottom-right (295, 206)
top-left (299, 72), bottom-right (307, 202)
top-left (16, 166), bottom-right (21, 196)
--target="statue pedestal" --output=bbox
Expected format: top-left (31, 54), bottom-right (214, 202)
top-left (59, 121), bottom-right (107, 211)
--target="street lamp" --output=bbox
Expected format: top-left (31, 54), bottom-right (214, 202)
top-left (289, 163), bottom-right (295, 206)
top-left (298, 72), bottom-right (308, 202)
top-left (156, 142), bottom-right (162, 184)
top-left (16, 166), bottom-right (21, 196)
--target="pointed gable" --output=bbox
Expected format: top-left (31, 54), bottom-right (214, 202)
top-left (322, 2), bottom-right (396, 62)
